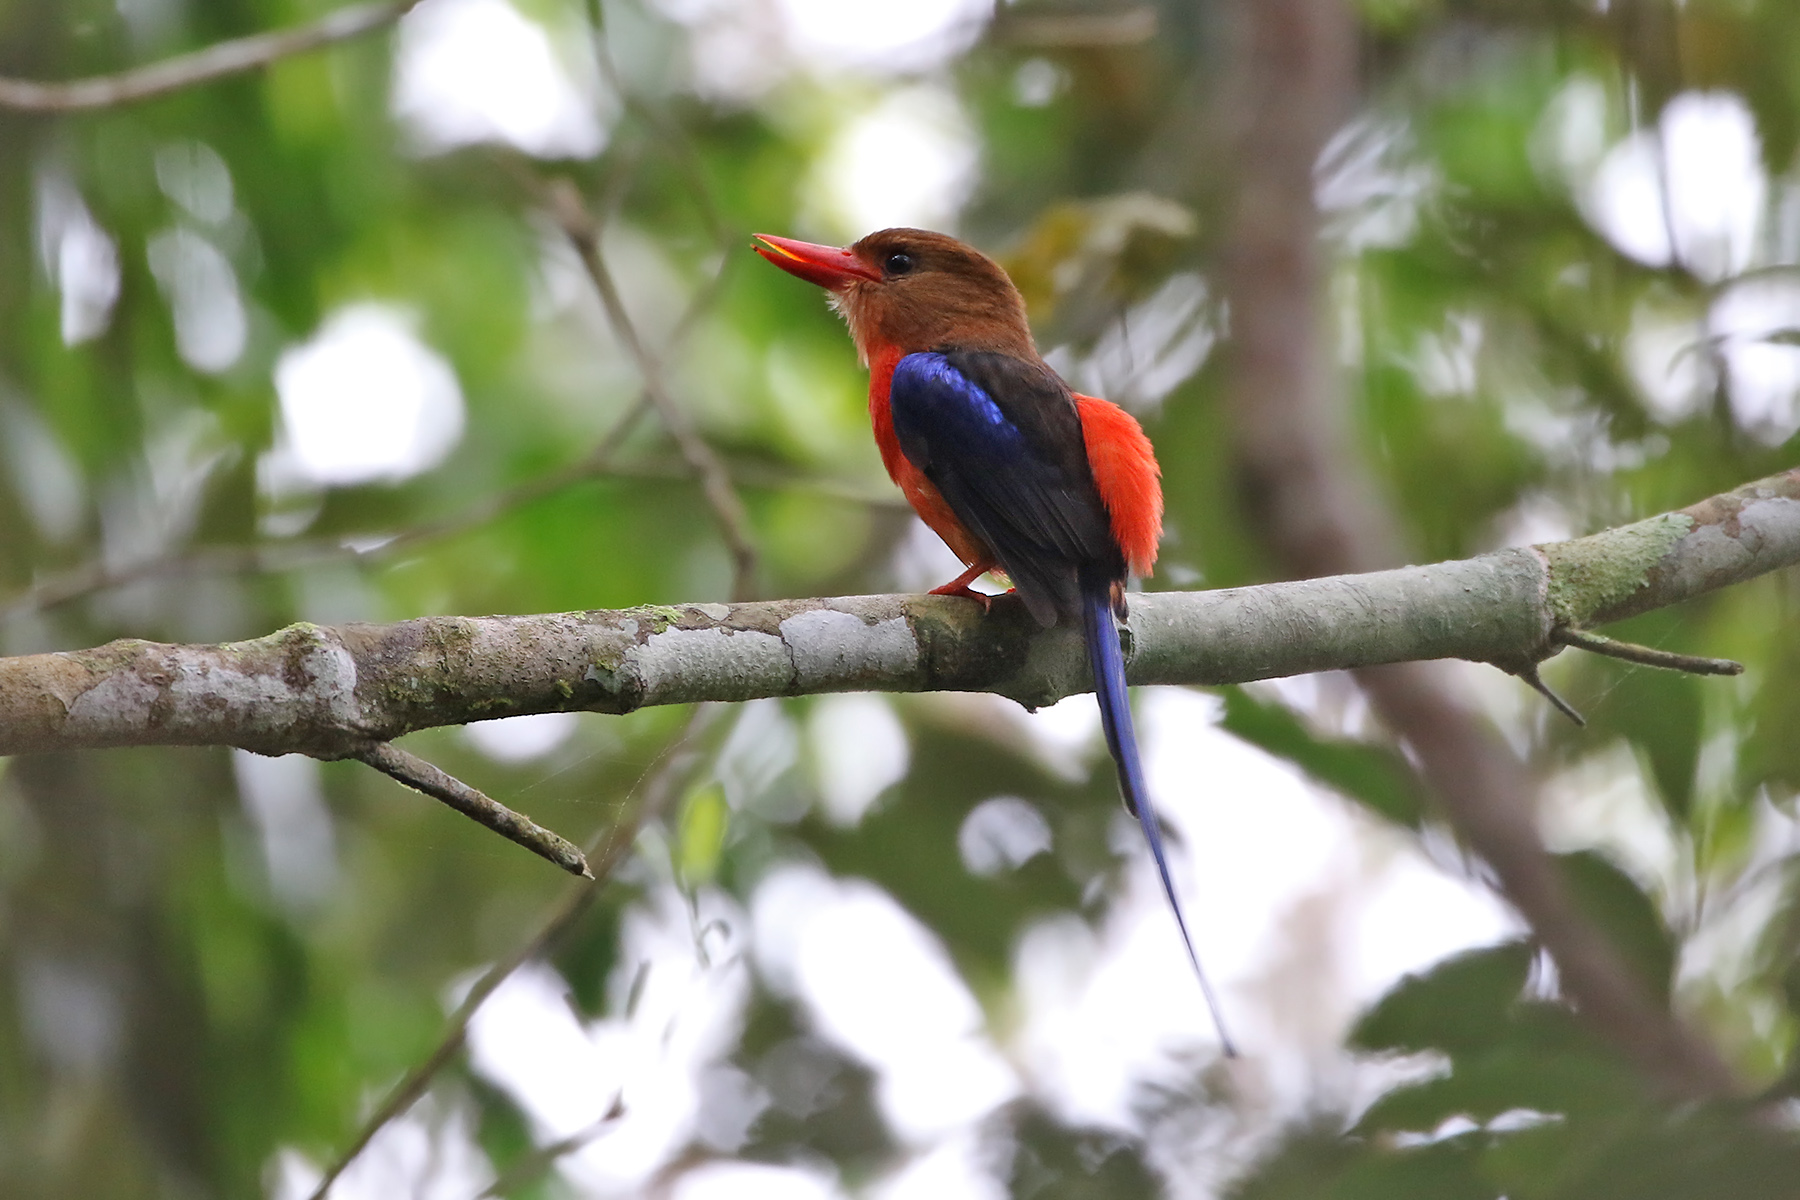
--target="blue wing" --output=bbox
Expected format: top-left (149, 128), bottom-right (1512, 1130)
top-left (888, 350), bottom-right (1118, 625)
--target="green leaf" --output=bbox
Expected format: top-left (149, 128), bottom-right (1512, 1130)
top-left (1353, 941), bottom-right (1534, 1055)
top-left (1219, 687), bottom-right (1425, 828)
top-left (1741, 621), bottom-right (1800, 794)
top-left (1557, 851), bottom-right (1675, 1006)
top-left (1338, 1135), bottom-right (1493, 1200)
top-left (677, 781), bottom-right (731, 888)
top-left (1483, 1104), bottom-right (1800, 1200)
top-left (550, 889), bottom-right (630, 1021)
top-left (1577, 613), bottom-right (1704, 820)
top-left (1227, 1125), bottom-right (1493, 1200)
top-left (1356, 1039), bottom-right (1639, 1136)
top-left (1006, 1103), bottom-right (1159, 1200)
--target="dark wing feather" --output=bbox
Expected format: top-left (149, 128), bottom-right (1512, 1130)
top-left (889, 350), bottom-right (1120, 625)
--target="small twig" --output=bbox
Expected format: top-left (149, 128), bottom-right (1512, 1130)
top-left (0, 0), bottom-right (423, 113)
top-left (1512, 661), bottom-right (1587, 727)
top-left (2, 542), bottom-right (337, 624)
top-left (3, 147), bottom-right (752, 627)
top-left (546, 178), bottom-right (760, 601)
top-left (1554, 628), bottom-right (1744, 676)
top-left (582, 1), bottom-right (726, 243)
top-left (0, 405), bottom-right (658, 623)
top-left (0, 455), bottom-right (896, 625)
top-left (308, 708), bottom-right (717, 1200)
top-left (991, 6), bottom-right (1158, 47)
top-left (477, 1095), bottom-right (625, 1198)
top-left (356, 742), bottom-right (591, 878)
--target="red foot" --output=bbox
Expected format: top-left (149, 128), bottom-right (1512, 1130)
top-left (929, 561), bottom-right (999, 612)
top-left (929, 583), bottom-right (993, 613)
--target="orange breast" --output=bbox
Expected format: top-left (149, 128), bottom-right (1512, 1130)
top-left (868, 348), bottom-right (994, 567)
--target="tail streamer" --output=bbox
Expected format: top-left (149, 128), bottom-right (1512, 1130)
top-left (1083, 590), bottom-right (1237, 1056)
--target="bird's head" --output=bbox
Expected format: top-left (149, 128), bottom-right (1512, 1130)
top-left (753, 228), bottom-right (1036, 365)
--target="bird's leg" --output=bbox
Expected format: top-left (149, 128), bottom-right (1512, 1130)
top-left (928, 560), bottom-right (1000, 611)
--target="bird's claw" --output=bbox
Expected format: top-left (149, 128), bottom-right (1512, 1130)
top-left (927, 581), bottom-right (994, 613)
top-left (929, 561), bottom-right (1003, 613)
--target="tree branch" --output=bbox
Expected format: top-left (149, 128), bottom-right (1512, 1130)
top-left (0, 468), bottom-right (1791, 761)
top-left (0, 1), bottom-right (424, 113)
top-left (355, 742), bottom-right (590, 876)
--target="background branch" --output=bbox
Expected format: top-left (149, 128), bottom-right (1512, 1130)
top-left (306, 706), bottom-right (716, 1200)
top-left (0, 241), bottom-right (899, 631)
top-left (0, 458), bottom-right (894, 627)
top-left (546, 179), bottom-right (761, 602)
top-left (0, 0), bottom-right (423, 113)
top-left (355, 741), bottom-right (590, 876)
top-left (1217, 0), bottom-right (1740, 1099)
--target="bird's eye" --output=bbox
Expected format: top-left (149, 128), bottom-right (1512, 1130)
top-left (884, 252), bottom-right (915, 276)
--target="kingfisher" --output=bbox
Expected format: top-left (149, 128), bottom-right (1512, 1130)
top-left (755, 228), bottom-right (1231, 1050)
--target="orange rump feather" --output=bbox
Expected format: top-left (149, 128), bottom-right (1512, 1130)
top-left (1075, 394), bottom-right (1162, 577)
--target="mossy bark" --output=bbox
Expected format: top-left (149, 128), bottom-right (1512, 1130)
top-left (1, 469), bottom-right (1795, 759)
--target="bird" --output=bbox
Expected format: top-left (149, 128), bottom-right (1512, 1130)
top-left (754, 227), bottom-right (1233, 1052)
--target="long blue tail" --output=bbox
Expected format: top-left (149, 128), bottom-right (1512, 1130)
top-left (1083, 589), bottom-right (1237, 1056)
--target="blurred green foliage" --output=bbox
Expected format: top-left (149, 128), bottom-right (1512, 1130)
top-left (0, 0), bottom-right (1799, 1197)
